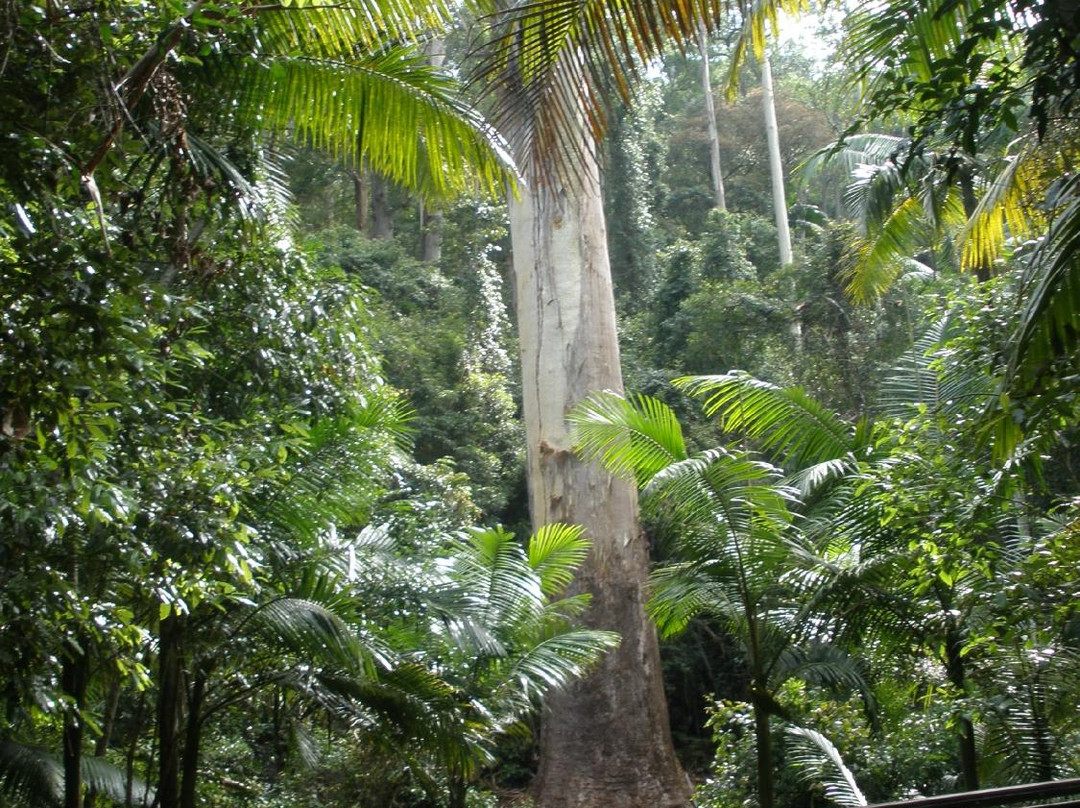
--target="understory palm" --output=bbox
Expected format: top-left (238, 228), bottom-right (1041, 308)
top-left (570, 391), bottom-right (868, 808)
top-left (672, 356), bottom-right (1080, 790)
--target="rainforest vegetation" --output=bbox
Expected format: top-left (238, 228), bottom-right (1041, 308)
top-left (2, 1), bottom-right (1079, 807)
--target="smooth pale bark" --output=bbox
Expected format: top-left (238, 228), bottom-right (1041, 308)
top-left (509, 142), bottom-right (689, 808)
top-left (420, 38), bottom-right (445, 264)
top-left (698, 20), bottom-right (727, 211)
top-left (760, 52), bottom-right (793, 266)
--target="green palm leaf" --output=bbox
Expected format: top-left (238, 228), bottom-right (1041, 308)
top-left (450, 527), bottom-right (547, 641)
top-left (255, 0), bottom-right (454, 59)
top-left (569, 390), bottom-right (687, 485)
top-left (645, 448), bottom-right (794, 540)
top-left (0, 741), bottom-right (154, 808)
top-left (676, 372), bottom-right (856, 468)
top-left (878, 315), bottom-right (995, 419)
top-left (1009, 173), bottom-right (1080, 384)
top-left (527, 522), bottom-right (590, 596)
top-left (959, 141), bottom-right (1040, 271)
top-left (785, 726), bottom-right (867, 808)
top-left (649, 562), bottom-right (744, 638)
top-left (473, 0), bottom-right (744, 181)
top-left (251, 596), bottom-right (380, 675)
top-left (233, 46), bottom-right (514, 199)
top-left (495, 629), bottom-right (619, 702)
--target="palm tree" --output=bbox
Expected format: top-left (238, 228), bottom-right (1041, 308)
top-left (666, 361), bottom-right (1037, 791)
top-left (570, 391), bottom-right (871, 808)
top-left (80, 0), bottom-right (514, 204)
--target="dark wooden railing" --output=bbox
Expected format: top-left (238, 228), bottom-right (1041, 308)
top-left (870, 779), bottom-right (1080, 808)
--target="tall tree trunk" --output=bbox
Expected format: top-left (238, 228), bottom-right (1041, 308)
top-left (157, 613), bottom-right (185, 808)
top-left (419, 37), bottom-right (445, 263)
top-left (944, 622), bottom-right (979, 790)
top-left (420, 206), bottom-right (444, 263)
top-left (509, 135), bottom-right (690, 808)
top-left (179, 663), bottom-right (209, 808)
top-left (352, 169), bottom-right (368, 232)
top-left (698, 19), bottom-right (726, 211)
top-left (85, 674), bottom-right (122, 808)
top-left (960, 169), bottom-right (992, 282)
top-left (750, 693), bottom-right (775, 808)
top-left (370, 172), bottom-right (393, 240)
top-left (760, 51), bottom-right (793, 266)
top-left (62, 638), bottom-right (89, 808)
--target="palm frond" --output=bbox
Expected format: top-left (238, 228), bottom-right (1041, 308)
top-left (255, 0), bottom-right (454, 60)
top-left (527, 522), bottom-right (590, 596)
top-left (643, 448), bottom-right (793, 542)
top-left (569, 390), bottom-right (687, 485)
top-left (878, 314), bottom-right (994, 419)
top-left (0, 741), bottom-right (153, 808)
top-left (842, 0), bottom-right (976, 91)
top-left (1008, 173), bottom-right (1080, 385)
top-left (798, 134), bottom-right (908, 184)
top-left (257, 415), bottom-right (401, 546)
top-left (0, 741), bottom-right (61, 808)
top-left (960, 141), bottom-right (1040, 271)
top-left (494, 629), bottom-right (619, 703)
top-left (649, 562), bottom-right (743, 638)
top-left (472, 0), bottom-right (732, 183)
top-left (846, 193), bottom-right (933, 302)
top-left (785, 726), bottom-right (867, 807)
top-left (724, 0), bottom-right (812, 97)
top-left (451, 526), bottom-right (545, 637)
top-left (233, 45), bottom-right (514, 199)
top-left (676, 372), bottom-right (856, 469)
top-left (774, 644), bottom-right (873, 712)
top-left (252, 596), bottom-right (379, 675)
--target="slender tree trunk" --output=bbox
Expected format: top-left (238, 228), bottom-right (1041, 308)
top-left (157, 613), bottom-right (185, 808)
top-left (698, 19), bottom-right (726, 211)
top-left (418, 37), bottom-right (445, 263)
top-left (509, 134), bottom-right (690, 808)
top-left (179, 663), bottom-right (209, 808)
top-left (944, 623), bottom-right (979, 790)
top-left (750, 693), bottom-right (775, 808)
top-left (447, 768), bottom-right (467, 808)
top-left (760, 51), bottom-right (793, 266)
top-left (126, 691), bottom-right (149, 808)
top-left (85, 674), bottom-right (122, 808)
top-left (420, 206), bottom-right (444, 263)
top-left (960, 170), bottom-right (992, 282)
top-left (62, 639), bottom-right (89, 808)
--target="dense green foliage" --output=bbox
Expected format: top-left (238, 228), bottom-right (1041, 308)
top-left (3, 0), bottom-right (1080, 806)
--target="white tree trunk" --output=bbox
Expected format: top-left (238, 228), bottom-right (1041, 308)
top-left (761, 51), bottom-right (793, 265)
top-left (509, 137), bottom-right (689, 808)
top-left (698, 19), bottom-right (726, 211)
